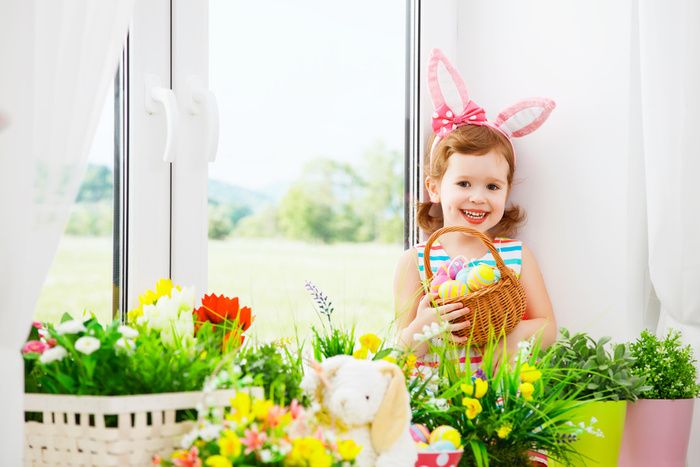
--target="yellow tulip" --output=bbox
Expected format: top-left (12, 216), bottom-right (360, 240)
top-left (461, 378), bottom-right (487, 399)
top-left (252, 399), bottom-right (273, 421)
top-left (205, 455), bottom-right (233, 467)
top-left (228, 392), bottom-right (251, 422)
top-left (519, 382), bottom-right (535, 401)
top-left (463, 397), bottom-right (482, 419)
top-left (337, 439), bottom-right (362, 461)
top-left (353, 347), bottom-right (369, 360)
top-left (520, 363), bottom-right (542, 383)
top-left (359, 333), bottom-right (382, 353)
top-left (218, 429), bottom-right (241, 458)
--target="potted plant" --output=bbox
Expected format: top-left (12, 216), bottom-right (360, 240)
top-left (404, 329), bottom-right (592, 467)
top-left (542, 328), bottom-right (650, 467)
top-left (22, 279), bottom-right (258, 467)
top-left (619, 328), bottom-right (700, 467)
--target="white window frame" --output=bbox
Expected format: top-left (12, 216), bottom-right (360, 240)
top-left (124, 0), bottom-right (211, 311)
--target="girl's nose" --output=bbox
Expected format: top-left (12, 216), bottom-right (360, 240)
top-left (469, 189), bottom-right (486, 203)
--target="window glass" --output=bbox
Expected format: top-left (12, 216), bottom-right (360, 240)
top-left (207, 0), bottom-right (406, 342)
top-left (33, 80), bottom-right (119, 326)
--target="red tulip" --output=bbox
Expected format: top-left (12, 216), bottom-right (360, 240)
top-left (192, 294), bottom-right (254, 347)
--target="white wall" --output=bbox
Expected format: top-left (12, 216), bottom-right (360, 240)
top-left (421, 0), bottom-right (647, 343)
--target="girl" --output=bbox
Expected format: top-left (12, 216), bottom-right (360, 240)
top-left (394, 48), bottom-right (557, 369)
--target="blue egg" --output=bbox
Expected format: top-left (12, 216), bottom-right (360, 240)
top-left (454, 267), bottom-right (472, 285)
top-left (428, 440), bottom-right (456, 452)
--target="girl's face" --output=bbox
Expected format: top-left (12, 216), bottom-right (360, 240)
top-left (427, 150), bottom-right (511, 234)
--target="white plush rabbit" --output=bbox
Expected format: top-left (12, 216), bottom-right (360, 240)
top-left (300, 355), bottom-right (417, 467)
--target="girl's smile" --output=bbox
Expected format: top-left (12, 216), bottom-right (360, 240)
top-left (427, 149), bottom-right (510, 234)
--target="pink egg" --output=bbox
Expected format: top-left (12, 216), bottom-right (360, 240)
top-left (430, 275), bottom-right (449, 294)
top-left (445, 258), bottom-right (466, 279)
top-left (434, 262), bottom-right (450, 278)
top-left (410, 423), bottom-right (431, 443)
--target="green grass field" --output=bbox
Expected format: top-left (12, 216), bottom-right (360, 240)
top-left (34, 236), bottom-right (403, 345)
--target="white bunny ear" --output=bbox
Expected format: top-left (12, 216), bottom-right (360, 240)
top-left (494, 98), bottom-right (556, 138)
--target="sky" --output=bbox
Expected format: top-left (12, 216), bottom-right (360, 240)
top-left (89, 0), bottom-right (406, 192)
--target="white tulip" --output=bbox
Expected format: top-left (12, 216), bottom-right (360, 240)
top-left (117, 325), bottom-right (139, 339)
top-left (56, 320), bottom-right (87, 335)
top-left (74, 336), bottom-right (101, 355)
top-left (39, 345), bottom-right (68, 363)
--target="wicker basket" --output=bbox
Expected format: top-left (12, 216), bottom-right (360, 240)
top-left (424, 226), bottom-right (527, 345)
top-left (23, 387), bottom-right (263, 467)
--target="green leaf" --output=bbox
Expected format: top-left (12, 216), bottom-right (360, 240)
top-left (60, 312), bottom-right (74, 323)
top-left (598, 336), bottom-right (612, 347)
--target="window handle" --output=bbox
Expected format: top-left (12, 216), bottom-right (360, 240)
top-left (145, 73), bottom-right (179, 163)
top-left (187, 76), bottom-right (220, 162)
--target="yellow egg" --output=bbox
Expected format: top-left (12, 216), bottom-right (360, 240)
top-left (415, 441), bottom-right (430, 451)
top-left (438, 280), bottom-right (467, 299)
top-left (429, 425), bottom-right (462, 449)
top-left (467, 263), bottom-right (496, 292)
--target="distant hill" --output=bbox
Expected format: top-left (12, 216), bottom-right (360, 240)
top-left (76, 164), bottom-right (278, 213)
top-left (208, 178), bottom-right (275, 211)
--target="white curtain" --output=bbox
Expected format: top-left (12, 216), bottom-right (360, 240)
top-left (0, 1), bottom-right (134, 464)
top-left (638, 0), bottom-right (700, 459)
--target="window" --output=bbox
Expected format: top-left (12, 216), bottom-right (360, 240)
top-left (34, 1), bottom-right (408, 343)
top-left (206, 0), bottom-right (406, 340)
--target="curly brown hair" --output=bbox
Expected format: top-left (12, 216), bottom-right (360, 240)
top-left (416, 125), bottom-right (526, 238)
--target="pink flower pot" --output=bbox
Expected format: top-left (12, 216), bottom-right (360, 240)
top-left (619, 398), bottom-right (695, 467)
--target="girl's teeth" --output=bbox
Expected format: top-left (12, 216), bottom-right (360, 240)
top-left (463, 211), bottom-right (486, 219)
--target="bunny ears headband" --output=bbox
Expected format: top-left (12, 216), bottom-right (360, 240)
top-left (428, 48), bottom-right (556, 165)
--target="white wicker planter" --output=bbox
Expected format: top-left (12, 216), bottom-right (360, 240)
top-left (24, 387), bottom-right (263, 467)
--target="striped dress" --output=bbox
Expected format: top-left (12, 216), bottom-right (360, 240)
top-left (413, 237), bottom-right (523, 373)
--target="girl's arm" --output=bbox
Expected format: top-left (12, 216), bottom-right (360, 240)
top-left (499, 244), bottom-right (557, 361)
top-left (393, 248), bottom-right (471, 358)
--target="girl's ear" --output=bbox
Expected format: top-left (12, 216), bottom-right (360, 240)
top-left (425, 176), bottom-right (440, 203)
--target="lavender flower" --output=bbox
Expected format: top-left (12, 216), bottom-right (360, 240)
top-left (305, 281), bottom-right (334, 325)
top-left (472, 368), bottom-right (487, 382)
top-left (554, 433), bottom-right (578, 444)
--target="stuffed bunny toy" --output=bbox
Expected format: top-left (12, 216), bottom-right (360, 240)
top-left (301, 355), bottom-right (417, 467)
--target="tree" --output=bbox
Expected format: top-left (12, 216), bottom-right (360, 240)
top-left (76, 164), bottom-right (113, 202)
top-left (356, 142), bottom-right (404, 243)
top-left (277, 158), bottom-right (363, 243)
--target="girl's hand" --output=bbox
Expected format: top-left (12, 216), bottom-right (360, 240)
top-left (415, 292), bottom-right (472, 343)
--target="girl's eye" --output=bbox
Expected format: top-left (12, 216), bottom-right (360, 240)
top-left (457, 181), bottom-right (470, 188)
top-left (487, 184), bottom-right (500, 191)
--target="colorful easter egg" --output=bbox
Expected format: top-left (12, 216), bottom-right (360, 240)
top-left (410, 423), bottom-right (431, 443)
top-left (435, 261), bottom-right (451, 278)
top-left (493, 267), bottom-right (501, 283)
top-left (436, 258), bottom-right (466, 280)
top-left (414, 441), bottom-right (430, 451)
top-left (467, 263), bottom-right (496, 292)
top-left (438, 280), bottom-right (467, 299)
top-left (454, 267), bottom-right (472, 285)
top-left (427, 440), bottom-right (457, 452)
top-left (429, 425), bottom-right (462, 448)
top-left (430, 274), bottom-right (449, 294)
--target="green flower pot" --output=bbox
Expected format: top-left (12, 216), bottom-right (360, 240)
top-left (549, 400), bottom-right (627, 467)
